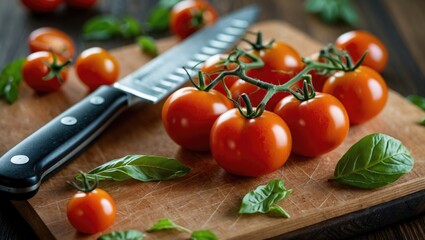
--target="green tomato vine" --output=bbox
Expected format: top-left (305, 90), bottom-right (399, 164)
top-left (192, 31), bottom-right (366, 118)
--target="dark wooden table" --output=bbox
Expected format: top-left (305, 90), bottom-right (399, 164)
top-left (1, 0), bottom-right (424, 239)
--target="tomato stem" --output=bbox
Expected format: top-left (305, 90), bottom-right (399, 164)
top-left (68, 171), bottom-right (98, 193)
top-left (197, 35), bottom-right (368, 118)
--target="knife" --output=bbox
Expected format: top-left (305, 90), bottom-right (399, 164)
top-left (0, 6), bottom-right (258, 199)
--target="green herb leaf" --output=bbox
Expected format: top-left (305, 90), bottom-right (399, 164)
top-left (191, 230), bottom-right (218, 240)
top-left (239, 179), bottom-right (292, 218)
top-left (82, 15), bottom-right (142, 40)
top-left (147, 0), bottom-right (182, 32)
top-left (77, 155), bottom-right (190, 182)
top-left (97, 230), bottom-right (144, 240)
top-left (147, 218), bottom-right (181, 232)
top-left (420, 117), bottom-right (425, 126)
top-left (407, 95), bottom-right (425, 111)
top-left (0, 58), bottom-right (25, 104)
top-left (82, 15), bottom-right (121, 40)
top-left (147, 218), bottom-right (217, 239)
top-left (305, 0), bottom-right (358, 26)
top-left (333, 133), bottom-right (414, 189)
top-left (137, 36), bottom-right (158, 57)
top-left (120, 16), bottom-right (143, 38)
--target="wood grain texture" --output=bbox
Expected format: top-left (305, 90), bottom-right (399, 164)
top-left (5, 21), bottom-right (425, 240)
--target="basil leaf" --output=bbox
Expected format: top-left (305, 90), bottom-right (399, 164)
top-left (147, 218), bottom-right (217, 239)
top-left (97, 230), bottom-right (144, 240)
top-left (146, 0), bottom-right (181, 32)
top-left (407, 95), bottom-right (425, 111)
top-left (191, 230), bottom-right (218, 240)
top-left (305, 0), bottom-right (358, 26)
top-left (339, 0), bottom-right (359, 26)
top-left (0, 58), bottom-right (25, 104)
top-left (333, 133), bottom-right (414, 189)
top-left (82, 15), bottom-right (142, 40)
top-left (239, 179), bottom-right (292, 218)
top-left (120, 16), bottom-right (143, 38)
top-left (78, 155), bottom-right (190, 182)
top-left (82, 15), bottom-right (121, 40)
top-left (420, 117), bottom-right (425, 126)
top-left (147, 218), bottom-right (180, 232)
top-left (137, 36), bottom-right (158, 57)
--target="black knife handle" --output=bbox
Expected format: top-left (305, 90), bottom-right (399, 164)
top-left (0, 86), bottom-right (129, 199)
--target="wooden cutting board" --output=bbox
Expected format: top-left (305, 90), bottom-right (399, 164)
top-left (3, 21), bottom-right (425, 240)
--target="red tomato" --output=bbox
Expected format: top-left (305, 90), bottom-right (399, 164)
top-left (65, 0), bottom-right (97, 8)
top-left (67, 188), bottom-right (116, 234)
top-left (210, 109), bottom-right (292, 177)
top-left (75, 47), bottom-right (120, 91)
top-left (201, 54), bottom-right (241, 95)
top-left (274, 93), bottom-right (349, 157)
top-left (20, 0), bottom-right (63, 13)
top-left (335, 30), bottom-right (388, 72)
top-left (323, 66), bottom-right (388, 124)
top-left (231, 41), bottom-right (304, 111)
top-left (22, 51), bottom-right (68, 92)
top-left (170, 0), bottom-right (218, 39)
top-left (162, 87), bottom-right (233, 151)
top-left (28, 27), bottom-right (75, 60)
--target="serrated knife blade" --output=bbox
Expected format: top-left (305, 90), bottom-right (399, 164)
top-left (0, 5), bottom-right (258, 199)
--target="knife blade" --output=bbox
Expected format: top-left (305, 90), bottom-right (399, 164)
top-left (0, 5), bottom-right (258, 199)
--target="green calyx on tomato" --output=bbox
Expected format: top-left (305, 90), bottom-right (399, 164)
top-left (242, 31), bottom-right (275, 51)
top-left (42, 52), bottom-right (71, 84)
top-left (68, 171), bottom-right (98, 193)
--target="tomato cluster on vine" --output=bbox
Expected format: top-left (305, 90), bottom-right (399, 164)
top-left (162, 30), bottom-right (389, 177)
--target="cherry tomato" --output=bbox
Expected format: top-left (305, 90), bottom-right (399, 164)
top-left (64, 0), bottom-right (97, 8)
top-left (335, 30), bottom-right (388, 72)
top-left (231, 41), bottom-right (304, 111)
top-left (28, 27), bottom-right (75, 60)
top-left (162, 87), bottom-right (233, 151)
top-left (323, 66), bottom-right (388, 124)
top-left (75, 47), bottom-right (120, 91)
top-left (67, 188), bottom-right (116, 234)
top-left (274, 93), bottom-right (349, 157)
top-left (22, 51), bottom-right (68, 92)
top-left (201, 54), bottom-right (241, 95)
top-left (210, 109), bottom-right (292, 177)
top-left (170, 0), bottom-right (218, 39)
top-left (20, 0), bottom-right (63, 13)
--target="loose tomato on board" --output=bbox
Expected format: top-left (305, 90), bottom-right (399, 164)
top-left (64, 0), bottom-right (97, 9)
top-left (335, 30), bottom-right (388, 72)
top-left (231, 41), bottom-right (304, 111)
top-left (28, 27), bottom-right (75, 60)
top-left (169, 0), bottom-right (218, 39)
top-left (67, 174), bottom-right (116, 234)
top-left (201, 54), bottom-right (242, 95)
top-left (274, 92), bottom-right (350, 157)
top-left (162, 87), bottom-right (233, 151)
top-left (75, 47), bottom-right (120, 91)
top-left (20, 0), bottom-right (63, 13)
top-left (323, 65), bottom-right (388, 124)
top-left (210, 109), bottom-right (292, 177)
top-left (22, 51), bottom-right (69, 92)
